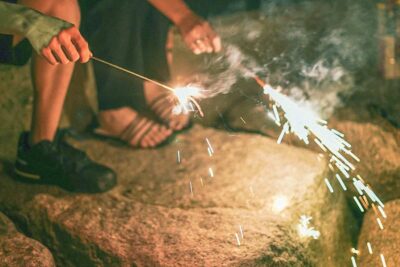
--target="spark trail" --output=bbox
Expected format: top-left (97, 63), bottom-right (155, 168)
top-left (254, 76), bottom-right (387, 265)
top-left (254, 76), bottom-right (384, 211)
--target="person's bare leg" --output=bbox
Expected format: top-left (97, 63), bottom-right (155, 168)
top-left (15, 0), bottom-right (81, 145)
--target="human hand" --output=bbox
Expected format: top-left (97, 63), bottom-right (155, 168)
top-left (176, 13), bottom-right (221, 55)
top-left (26, 15), bottom-right (92, 64)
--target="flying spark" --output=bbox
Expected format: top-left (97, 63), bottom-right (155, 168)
top-left (353, 196), bottom-right (364, 213)
top-left (367, 242), bottom-right (373, 254)
top-left (335, 174), bottom-right (347, 191)
top-left (380, 254), bottom-right (387, 267)
top-left (376, 218), bottom-right (384, 230)
top-left (239, 225), bottom-right (244, 239)
top-left (351, 256), bottom-right (357, 267)
top-left (189, 180), bottom-right (193, 196)
top-left (235, 233), bottom-right (241, 246)
top-left (377, 206), bottom-right (387, 219)
top-left (208, 167), bottom-right (214, 178)
top-left (298, 215), bottom-right (320, 239)
top-left (205, 138), bottom-right (214, 154)
top-left (324, 178), bottom-right (334, 193)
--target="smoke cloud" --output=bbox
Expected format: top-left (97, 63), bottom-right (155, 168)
top-left (175, 0), bottom-right (376, 118)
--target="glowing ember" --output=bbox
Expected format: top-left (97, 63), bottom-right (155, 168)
top-left (172, 85), bottom-right (204, 116)
top-left (298, 215), bottom-right (320, 239)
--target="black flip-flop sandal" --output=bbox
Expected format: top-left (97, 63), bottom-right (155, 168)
top-left (93, 114), bottom-right (175, 148)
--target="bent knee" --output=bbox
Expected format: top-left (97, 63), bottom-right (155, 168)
top-left (50, 0), bottom-right (81, 27)
top-left (18, 0), bottom-right (81, 27)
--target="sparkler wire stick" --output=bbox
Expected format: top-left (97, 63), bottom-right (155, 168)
top-left (92, 56), bottom-right (175, 92)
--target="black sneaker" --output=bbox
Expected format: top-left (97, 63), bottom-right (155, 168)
top-left (14, 132), bottom-right (117, 193)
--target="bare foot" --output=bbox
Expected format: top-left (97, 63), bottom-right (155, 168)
top-left (144, 82), bottom-right (190, 131)
top-left (98, 107), bottom-right (172, 148)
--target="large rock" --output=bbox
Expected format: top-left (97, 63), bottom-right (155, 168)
top-left (0, 212), bottom-right (55, 267)
top-left (357, 199), bottom-right (400, 266)
top-left (0, 126), bottom-right (357, 266)
top-left (329, 119), bottom-right (400, 202)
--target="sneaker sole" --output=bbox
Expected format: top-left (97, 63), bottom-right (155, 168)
top-left (14, 159), bottom-right (43, 184)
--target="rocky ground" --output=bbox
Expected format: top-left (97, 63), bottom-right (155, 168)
top-left (0, 212), bottom-right (55, 267)
top-left (1, 0), bottom-right (400, 266)
top-left (0, 125), bottom-right (356, 266)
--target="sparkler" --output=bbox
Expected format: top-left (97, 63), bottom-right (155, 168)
top-left (253, 75), bottom-right (386, 214)
top-left (92, 56), bottom-right (203, 116)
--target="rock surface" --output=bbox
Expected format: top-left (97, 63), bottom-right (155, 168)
top-left (0, 212), bottom-right (55, 267)
top-left (357, 199), bottom-right (400, 266)
top-left (0, 126), bottom-right (356, 266)
top-left (0, 1), bottom-right (396, 266)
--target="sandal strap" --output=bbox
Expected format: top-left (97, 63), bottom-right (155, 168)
top-left (149, 93), bottom-right (175, 122)
top-left (119, 115), bottom-right (155, 146)
top-left (119, 115), bottom-right (142, 141)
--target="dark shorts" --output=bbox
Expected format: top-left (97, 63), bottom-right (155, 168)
top-left (0, 36), bottom-right (32, 66)
top-left (80, 0), bottom-right (172, 111)
top-left (0, 0), bottom-right (32, 66)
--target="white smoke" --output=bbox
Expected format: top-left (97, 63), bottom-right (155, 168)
top-left (174, 0), bottom-right (375, 118)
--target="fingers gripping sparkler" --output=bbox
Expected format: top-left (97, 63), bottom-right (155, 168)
top-left (91, 56), bottom-right (203, 116)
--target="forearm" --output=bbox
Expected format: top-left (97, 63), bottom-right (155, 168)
top-left (0, 2), bottom-right (43, 36)
top-left (147, 0), bottom-right (194, 25)
top-left (0, 2), bottom-right (72, 53)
